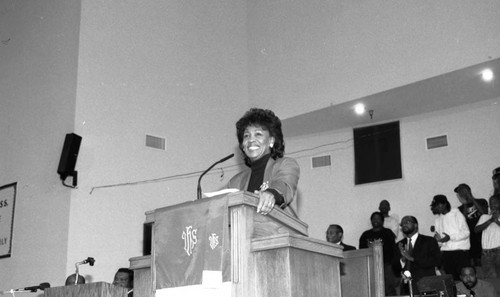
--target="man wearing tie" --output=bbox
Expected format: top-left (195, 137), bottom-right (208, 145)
top-left (394, 216), bottom-right (441, 295)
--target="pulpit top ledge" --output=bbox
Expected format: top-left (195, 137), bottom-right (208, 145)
top-left (144, 191), bottom-right (308, 236)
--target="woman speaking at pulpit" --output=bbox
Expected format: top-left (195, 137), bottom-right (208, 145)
top-left (227, 108), bottom-right (300, 217)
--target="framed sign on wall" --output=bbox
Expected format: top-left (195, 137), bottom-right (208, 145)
top-left (0, 182), bottom-right (16, 258)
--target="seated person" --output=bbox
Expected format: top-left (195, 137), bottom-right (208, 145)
top-left (113, 268), bottom-right (134, 297)
top-left (65, 273), bottom-right (86, 285)
top-left (326, 224), bottom-right (356, 251)
top-left (455, 266), bottom-right (495, 297)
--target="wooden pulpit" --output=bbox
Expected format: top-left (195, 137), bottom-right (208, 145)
top-left (340, 242), bottom-right (385, 297)
top-left (44, 282), bottom-right (127, 297)
top-left (129, 191), bottom-right (344, 297)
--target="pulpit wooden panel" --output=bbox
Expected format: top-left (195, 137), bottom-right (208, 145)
top-left (130, 192), bottom-right (348, 297)
top-left (129, 255), bottom-right (153, 297)
top-left (44, 282), bottom-right (127, 297)
top-left (340, 242), bottom-right (385, 297)
top-left (252, 233), bottom-right (343, 297)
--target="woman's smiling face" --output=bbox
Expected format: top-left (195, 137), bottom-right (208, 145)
top-left (241, 125), bottom-right (274, 162)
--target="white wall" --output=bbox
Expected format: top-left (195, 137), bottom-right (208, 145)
top-left (286, 99), bottom-right (500, 246)
top-left (0, 0), bottom-right (81, 290)
top-left (66, 0), bottom-right (249, 283)
top-left (247, 0), bottom-right (500, 118)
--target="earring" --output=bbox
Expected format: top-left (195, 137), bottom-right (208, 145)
top-left (270, 143), bottom-right (274, 148)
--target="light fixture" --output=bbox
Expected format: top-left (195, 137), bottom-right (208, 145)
top-left (354, 103), bottom-right (366, 115)
top-left (481, 68), bottom-right (494, 82)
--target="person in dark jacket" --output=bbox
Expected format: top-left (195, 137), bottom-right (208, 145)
top-left (394, 216), bottom-right (441, 295)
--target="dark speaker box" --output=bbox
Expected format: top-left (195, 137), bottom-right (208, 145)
top-left (57, 133), bottom-right (82, 180)
top-left (353, 121), bottom-right (402, 185)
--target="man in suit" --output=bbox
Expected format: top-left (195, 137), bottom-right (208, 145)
top-left (394, 216), bottom-right (441, 295)
top-left (326, 224), bottom-right (356, 251)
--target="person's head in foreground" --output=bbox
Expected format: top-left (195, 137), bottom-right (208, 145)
top-left (65, 273), bottom-right (86, 286)
top-left (113, 268), bottom-right (133, 290)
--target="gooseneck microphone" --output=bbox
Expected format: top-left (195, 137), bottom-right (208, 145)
top-left (74, 257), bottom-right (95, 285)
top-left (197, 153), bottom-right (234, 200)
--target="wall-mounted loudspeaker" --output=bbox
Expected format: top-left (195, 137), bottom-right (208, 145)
top-left (353, 121), bottom-right (402, 185)
top-left (57, 133), bottom-right (82, 184)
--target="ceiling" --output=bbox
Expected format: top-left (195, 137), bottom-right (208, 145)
top-left (282, 58), bottom-right (500, 137)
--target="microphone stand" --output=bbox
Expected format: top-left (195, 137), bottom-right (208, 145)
top-left (75, 261), bottom-right (82, 285)
top-left (197, 154), bottom-right (234, 200)
top-left (74, 257), bottom-right (95, 284)
top-left (402, 270), bottom-right (414, 297)
top-left (408, 279), bottom-right (414, 297)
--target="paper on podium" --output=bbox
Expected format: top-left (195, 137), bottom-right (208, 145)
top-left (202, 188), bottom-right (239, 198)
top-left (201, 270), bottom-right (222, 288)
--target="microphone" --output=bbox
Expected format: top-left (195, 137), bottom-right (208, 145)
top-left (197, 153), bottom-right (234, 200)
top-left (16, 282), bottom-right (51, 292)
top-left (82, 257), bottom-right (95, 266)
top-left (76, 256), bottom-right (95, 267)
top-left (430, 226), bottom-right (435, 233)
top-left (74, 257), bottom-right (95, 285)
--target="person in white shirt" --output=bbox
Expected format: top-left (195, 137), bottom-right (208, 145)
top-left (379, 200), bottom-right (401, 240)
top-left (430, 194), bottom-right (470, 281)
top-left (474, 194), bottom-right (500, 279)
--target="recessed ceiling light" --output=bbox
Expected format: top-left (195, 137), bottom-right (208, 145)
top-left (481, 68), bottom-right (494, 82)
top-left (354, 103), bottom-right (366, 115)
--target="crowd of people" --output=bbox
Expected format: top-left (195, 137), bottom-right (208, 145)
top-left (326, 168), bottom-right (500, 297)
top-left (228, 108), bottom-right (499, 296)
top-left (58, 108), bottom-right (498, 297)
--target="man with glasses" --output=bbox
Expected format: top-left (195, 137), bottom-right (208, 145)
top-left (393, 216), bottom-right (441, 295)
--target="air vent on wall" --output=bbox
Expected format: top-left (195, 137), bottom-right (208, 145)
top-left (146, 134), bottom-right (166, 150)
top-left (312, 155), bottom-right (331, 168)
top-left (426, 135), bottom-right (448, 150)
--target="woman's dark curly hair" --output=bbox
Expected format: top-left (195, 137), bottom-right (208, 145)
top-left (236, 108), bottom-right (285, 165)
